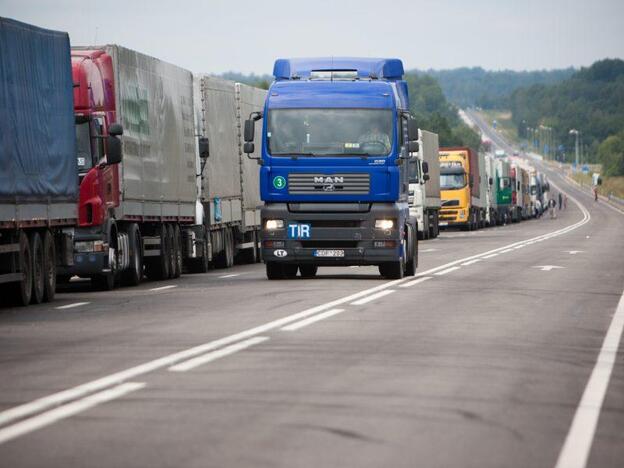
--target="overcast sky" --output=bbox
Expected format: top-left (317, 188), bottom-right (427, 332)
top-left (3, 0), bottom-right (623, 74)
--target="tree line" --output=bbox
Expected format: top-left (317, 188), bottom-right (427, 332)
top-left (508, 59), bottom-right (624, 176)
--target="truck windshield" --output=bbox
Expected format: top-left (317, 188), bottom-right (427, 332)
top-left (76, 121), bottom-right (93, 173)
top-left (267, 108), bottom-right (393, 156)
top-left (440, 173), bottom-right (466, 190)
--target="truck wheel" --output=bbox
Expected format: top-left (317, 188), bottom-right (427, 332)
top-left (121, 224), bottom-right (142, 286)
top-left (29, 232), bottom-right (45, 304)
top-left (299, 265), bottom-right (318, 278)
top-left (379, 261), bottom-right (404, 280)
top-left (166, 224), bottom-right (176, 279)
top-left (42, 230), bottom-right (56, 302)
top-left (144, 225), bottom-right (169, 280)
top-left (282, 264), bottom-right (298, 279)
top-left (266, 262), bottom-right (284, 280)
top-left (172, 224), bottom-right (182, 278)
top-left (227, 229), bottom-right (235, 268)
top-left (405, 226), bottom-right (417, 276)
top-left (14, 232), bottom-right (33, 306)
top-left (242, 231), bottom-right (258, 264)
top-left (214, 229), bottom-right (229, 269)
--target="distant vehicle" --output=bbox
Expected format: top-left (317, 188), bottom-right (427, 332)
top-left (481, 138), bottom-right (492, 152)
top-left (494, 149), bottom-right (506, 158)
top-left (484, 154), bottom-right (497, 226)
top-left (513, 150), bottom-right (519, 156)
top-left (439, 147), bottom-right (486, 230)
top-left (494, 158), bottom-right (513, 223)
top-left (0, 18), bottom-right (79, 306)
top-left (409, 130), bottom-right (441, 239)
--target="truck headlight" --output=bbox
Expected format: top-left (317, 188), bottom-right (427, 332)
top-left (459, 210), bottom-right (466, 218)
top-left (265, 219), bottom-right (284, 230)
top-left (375, 219), bottom-right (394, 230)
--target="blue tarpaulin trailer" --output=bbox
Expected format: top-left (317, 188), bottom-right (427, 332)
top-left (0, 17), bottom-right (77, 306)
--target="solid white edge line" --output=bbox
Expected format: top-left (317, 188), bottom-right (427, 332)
top-left (399, 276), bottom-right (433, 288)
top-left (461, 259), bottom-right (482, 266)
top-left (0, 181), bottom-right (591, 431)
top-left (0, 382), bottom-right (145, 445)
top-left (554, 289), bottom-right (624, 468)
top-left (435, 266), bottom-right (461, 276)
top-left (55, 302), bottom-right (90, 310)
top-left (281, 309), bottom-right (346, 331)
top-left (499, 248), bottom-right (514, 253)
top-left (169, 336), bottom-right (268, 372)
top-left (483, 253), bottom-right (499, 259)
top-left (218, 274), bottom-right (241, 279)
top-left (351, 290), bottom-right (395, 306)
top-left (149, 285), bottom-right (177, 292)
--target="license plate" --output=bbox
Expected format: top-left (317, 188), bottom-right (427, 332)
top-left (313, 249), bottom-right (345, 258)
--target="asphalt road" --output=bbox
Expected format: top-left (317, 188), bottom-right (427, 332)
top-left (1, 123), bottom-right (623, 467)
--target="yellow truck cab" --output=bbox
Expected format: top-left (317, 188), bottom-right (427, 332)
top-left (439, 147), bottom-right (485, 230)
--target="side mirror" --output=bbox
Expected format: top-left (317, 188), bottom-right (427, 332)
top-left (106, 136), bottom-right (122, 165)
top-left (469, 175), bottom-right (474, 188)
top-left (244, 142), bottom-right (255, 154)
top-left (198, 137), bottom-right (209, 159)
top-left (423, 174), bottom-right (430, 181)
top-left (407, 119), bottom-right (419, 141)
top-left (422, 161), bottom-right (429, 174)
top-left (109, 123), bottom-right (123, 136)
top-left (244, 119), bottom-right (255, 143)
top-left (489, 177), bottom-right (493, 185)
top-left (407, 140), bottom-right (419, 154)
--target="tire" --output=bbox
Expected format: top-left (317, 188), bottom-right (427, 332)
top-left (242, 231), bottom-right (258, 264)
top-left (214, 229), bottom-right (229, 269)
top-left (121, 224), bottom-right (142, 286)
top-left (282, 264), bottom-right (298, 279)
top-left (266, 262), bottom-right (284, 280)
top-left (299, 265), bottom-right (318, 278)
top-left (92, 227), bottom-right (118, 290)
top-left (144, 225), bottom-right (170, 281)
top-left (226, 228), bottom-right (235, 268)
top-left (42, 230), bottom-right (56, 302)
top-left (14, 231), bottom-right (33, 306)
top-left (379, 261), bottom-right (404, 279)
top-left (166, 224), bottom-right (176, 279)
top-left (172, 224), bottom-right (182, 278)
top-left (405, 226), bottom-right (417, 277)
top-left (29, 232), bottom-right (45, 304)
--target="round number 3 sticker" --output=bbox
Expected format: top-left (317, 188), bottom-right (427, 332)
top-left (273, 176), bottom-right (286, 190)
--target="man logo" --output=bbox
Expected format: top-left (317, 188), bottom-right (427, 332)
top-left (274, 249), bottom-right (288, 257)
top-left (314, 176), bottom-right (344, 184)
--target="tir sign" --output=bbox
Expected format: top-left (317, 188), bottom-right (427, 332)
top-left (287, 223), bottom-right (311, 239)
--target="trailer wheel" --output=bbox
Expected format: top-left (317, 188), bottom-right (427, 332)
top-left (172, 224), bottom-right (182, 278)
top-left (13, 232), bottom-right (33, 306)
top-left (121, 224), bottom-right (142, 286)
top-left (145, 225), bottom-right (170, 281)
top-left (266, 262), bottom-right (284, 280)
top-left (225, 228), bottom-right (235, 268)
top-left (42, 230), bottom-right (56, 302)
top-left (214, 229), bottom-right (229, 269)
top-left (405, 225), bottom-right (417, 276)
top-left (165, 224), bottom-right (175, 279)
top-left (29, 232), bottom-right (45, 304)
top-left (299, 265), bottom-right (318, 278)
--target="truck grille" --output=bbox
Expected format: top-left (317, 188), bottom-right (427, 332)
top-left (288, 173), bottom-right (370, 195)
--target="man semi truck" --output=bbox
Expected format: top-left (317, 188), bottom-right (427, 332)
top-left (439, 147), bottom-right (485, 230)
top-left (0, 18), bottom-right (88, 306)
top-left (244, 58), bottom-right (419, 280)
top-left (409, 130), bottom-right (440, 239)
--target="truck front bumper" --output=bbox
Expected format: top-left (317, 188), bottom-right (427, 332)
top-left (439, 207), bottom-right (469, 227)
top-left (261, 203), bottom-right (406, 266)
top-left (57, 227), bottom-right (110, 277)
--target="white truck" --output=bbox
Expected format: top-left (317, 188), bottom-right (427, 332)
top-left (409, 130), bottom-right (440, 239)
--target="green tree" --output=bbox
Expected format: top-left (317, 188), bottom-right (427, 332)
top-left (598, 131), bottom-right (624, 176)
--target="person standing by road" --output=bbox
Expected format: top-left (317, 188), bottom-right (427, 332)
top-left (558, 192), bottom-right (563, 210)
top-left (549, 198), bottom-right (557, 219)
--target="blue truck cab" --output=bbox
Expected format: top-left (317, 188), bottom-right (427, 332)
top-left (243, 58), bottom-right (419, 280)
